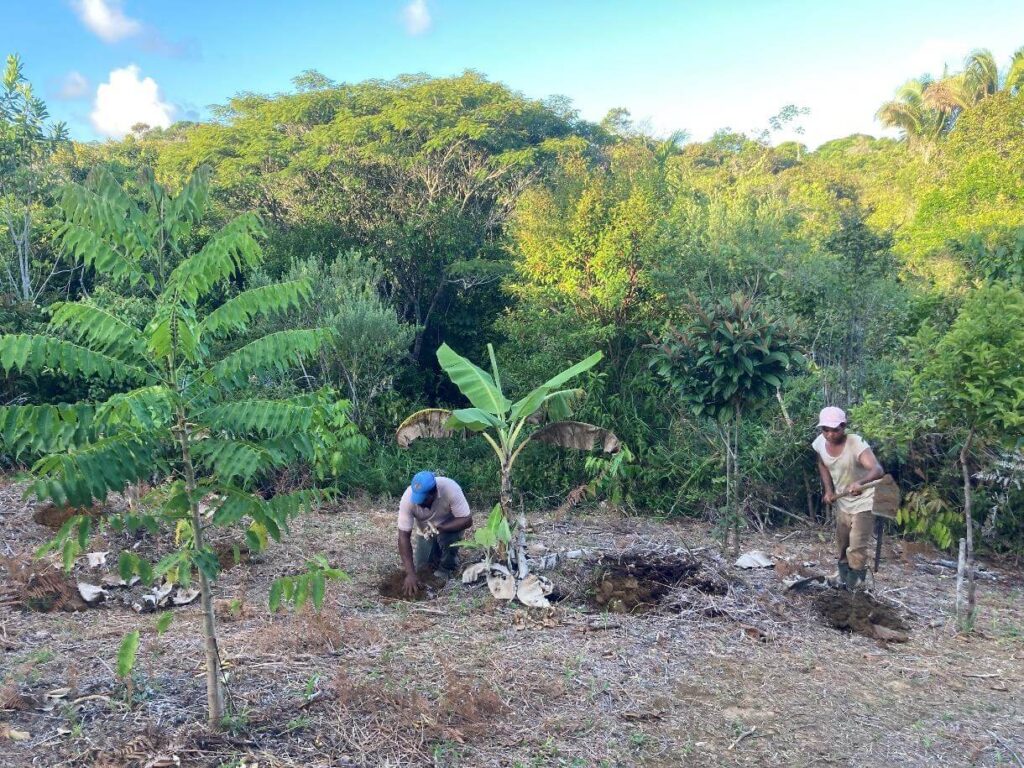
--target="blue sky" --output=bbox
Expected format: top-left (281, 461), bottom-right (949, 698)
top-left (5, 0), bottom-right (1024, 146)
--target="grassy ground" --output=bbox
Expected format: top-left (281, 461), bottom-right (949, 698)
top-left (1, 482), bottom-right (1023, 767)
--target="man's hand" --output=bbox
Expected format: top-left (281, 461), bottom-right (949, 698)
top-left (419, 521), bottom-right (439, 538)
top-left (823, 490), bottom-right (837, 504)
top-left (402, 573), bottom-right (420, 596)
top-left (847, 481), bottom-right (863, 496)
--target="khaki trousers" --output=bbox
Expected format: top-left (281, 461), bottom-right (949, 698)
top-left (836, 509), bottom-right (873, 571)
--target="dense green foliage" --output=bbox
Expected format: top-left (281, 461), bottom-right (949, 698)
top-left (4, 48), bottom-right (1024, 556)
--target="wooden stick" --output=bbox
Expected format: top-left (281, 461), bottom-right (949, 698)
top-left (728, 726), bottom-right (757, 750)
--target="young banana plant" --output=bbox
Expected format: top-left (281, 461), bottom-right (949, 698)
top-left (396, 343), bottom-right (620, 580)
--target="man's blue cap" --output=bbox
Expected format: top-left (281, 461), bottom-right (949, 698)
top-left (409, 470), bottom-right (437, 505)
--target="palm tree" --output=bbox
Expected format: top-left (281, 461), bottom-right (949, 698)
top-left (1003, 46), bottom-right (1024, 94)
top-left (876, 78), bottom-right (949, 147)
top-left (962, 48), bottom-right (1000, 102)
top-left (879, 45), bottom-right (1024, 147)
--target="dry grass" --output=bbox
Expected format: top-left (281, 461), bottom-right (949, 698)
top-left (0, 479), bottom-right (1022, 767)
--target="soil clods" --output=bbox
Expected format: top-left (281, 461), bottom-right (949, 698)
top-left (814, 590), bottom-right (909, 642)
top-left (589, 553), bottom-right (727, 614)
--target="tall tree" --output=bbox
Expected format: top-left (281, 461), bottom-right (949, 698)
top-left (876, 78), bottom-right (949, 149)
top-left (0, 54), bottom-right (70, 304)
top-left (0, 167), bottom-right (354, 725)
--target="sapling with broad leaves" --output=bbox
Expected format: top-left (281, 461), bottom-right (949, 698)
top-left (0, 166), bottom-right (360, 727)
top-left (396, 343), bottom-right (621, 604)
top-left (651, 292), bottom-right (804, 554)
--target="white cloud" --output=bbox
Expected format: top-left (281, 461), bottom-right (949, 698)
top-left (72, 0), bottom-right (142, 43)
top-left (56, 71), bottom-right (91, 100)
top-left (90, 65), bottom-right (174, 138)
top-left (401, 0), bottom-right (431, 35)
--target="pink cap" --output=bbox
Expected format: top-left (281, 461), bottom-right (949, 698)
top-left (817, 406), bottom-right (847, 428)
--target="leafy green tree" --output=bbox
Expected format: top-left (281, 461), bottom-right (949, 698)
top-left (652, 293), bottom-right (804, 551)
top-left (909, 282), bottom-right (1024, 626)
top-left (396, 344), bottom-right (619, 579)
top-left (0, 167), bottom-right (353, 726)
top-left (262, 251), bottom-right (417, 433)
top-left (154, 72), bottom-right (583, 363)
top-left (506, 140), bottom-right (675, 374)
top-left (0, 54), bottom-right (70, 303)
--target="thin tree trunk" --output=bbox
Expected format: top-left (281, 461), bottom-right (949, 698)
top-left (410, 278), bottom-right (446, 362)
top-left (175, 411), bottom-right (224, 726)
top-left (960, 428), bottom-right (976, 628)
top-left (733, 410), bottom-right (741, 556)
top-left (803, 471), bottom-right (816, 521)
top-left (721, 423), bottom-right (731, 551)
top-left (956, 537), bottom-right (968, 628)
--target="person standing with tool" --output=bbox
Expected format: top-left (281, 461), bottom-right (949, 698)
top-left (812, 407), bottom-right (885, 590)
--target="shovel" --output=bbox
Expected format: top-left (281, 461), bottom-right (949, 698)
top-left (835, 474), bottom-right (901, 572)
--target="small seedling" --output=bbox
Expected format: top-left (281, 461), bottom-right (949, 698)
top-left (116, 630), bottom-right (140, 703)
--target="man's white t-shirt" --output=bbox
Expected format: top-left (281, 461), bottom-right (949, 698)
top-left (397, 476), bottom-right (472, 533)
top-left (812, 433), bottom-right (876, 515)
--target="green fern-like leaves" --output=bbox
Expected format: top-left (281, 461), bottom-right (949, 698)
top-left (208, 328), bottom-right (329, 388)
top-left (167, 213), bottom-right (264, 305)
top-left (0, 404), bottom-right (96, 458)
top-left (198, 280), bottom-right (312, 340)
top-left (200, 399), bottom-right (315, 438)
top-left (57, 221), bottom-right (145, 288)
top-left (32, 431), bottom-right (164, 507)
top-left (0, 334), bottom-right (152, 385)
top-left (48, 302), bottom-right (147, 363)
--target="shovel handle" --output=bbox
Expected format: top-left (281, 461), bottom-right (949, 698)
top-left (835, 475), bottom-right (890, 500)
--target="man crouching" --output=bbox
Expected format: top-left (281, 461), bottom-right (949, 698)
top-left (398, 470), bottom-right (474, 596)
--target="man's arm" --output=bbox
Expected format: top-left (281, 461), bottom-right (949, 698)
top-left (398, 529), bottom-right (416, 575)
top-left (436, 515), bottom-right (473, 533)
top-left (848, 447), bottom-right (884, 494)
top-left (818, 456), bottom-right (836, 504)
top-left (398, 529), bottom-right (419, 595)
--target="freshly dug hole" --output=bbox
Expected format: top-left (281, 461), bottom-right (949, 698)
top-left (814, 591), bottom-right (909, 641)
top-left (378, 568), bottom-right (447, 601)
top-left (589, 553), bottom-right (727, 614)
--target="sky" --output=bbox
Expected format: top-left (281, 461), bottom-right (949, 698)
top-left (4, 0), bottom-right (1024, 147)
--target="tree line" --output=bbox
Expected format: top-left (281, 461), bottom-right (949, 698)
top-left (3, 50), bottom-right (1023, 560)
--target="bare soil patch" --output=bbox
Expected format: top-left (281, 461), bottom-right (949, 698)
top-left (31, 502), bottom-right (104, 530)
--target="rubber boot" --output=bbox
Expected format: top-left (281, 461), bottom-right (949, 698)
top-left (845, 566), bottom-right (867, 592)
top-left (829, 561), bottom-right (849, 589)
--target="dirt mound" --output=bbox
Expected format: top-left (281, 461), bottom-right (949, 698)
top-left (0, 556), bottom-right (85, 612)
top-left (814, 591), bottom-right (909, 642)
top-left (590, 553), bottom-right (727, 614)
top-left (32, 502), bottom-right (104, 529)
top-left (378, 568), bottom-right (448, 601)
